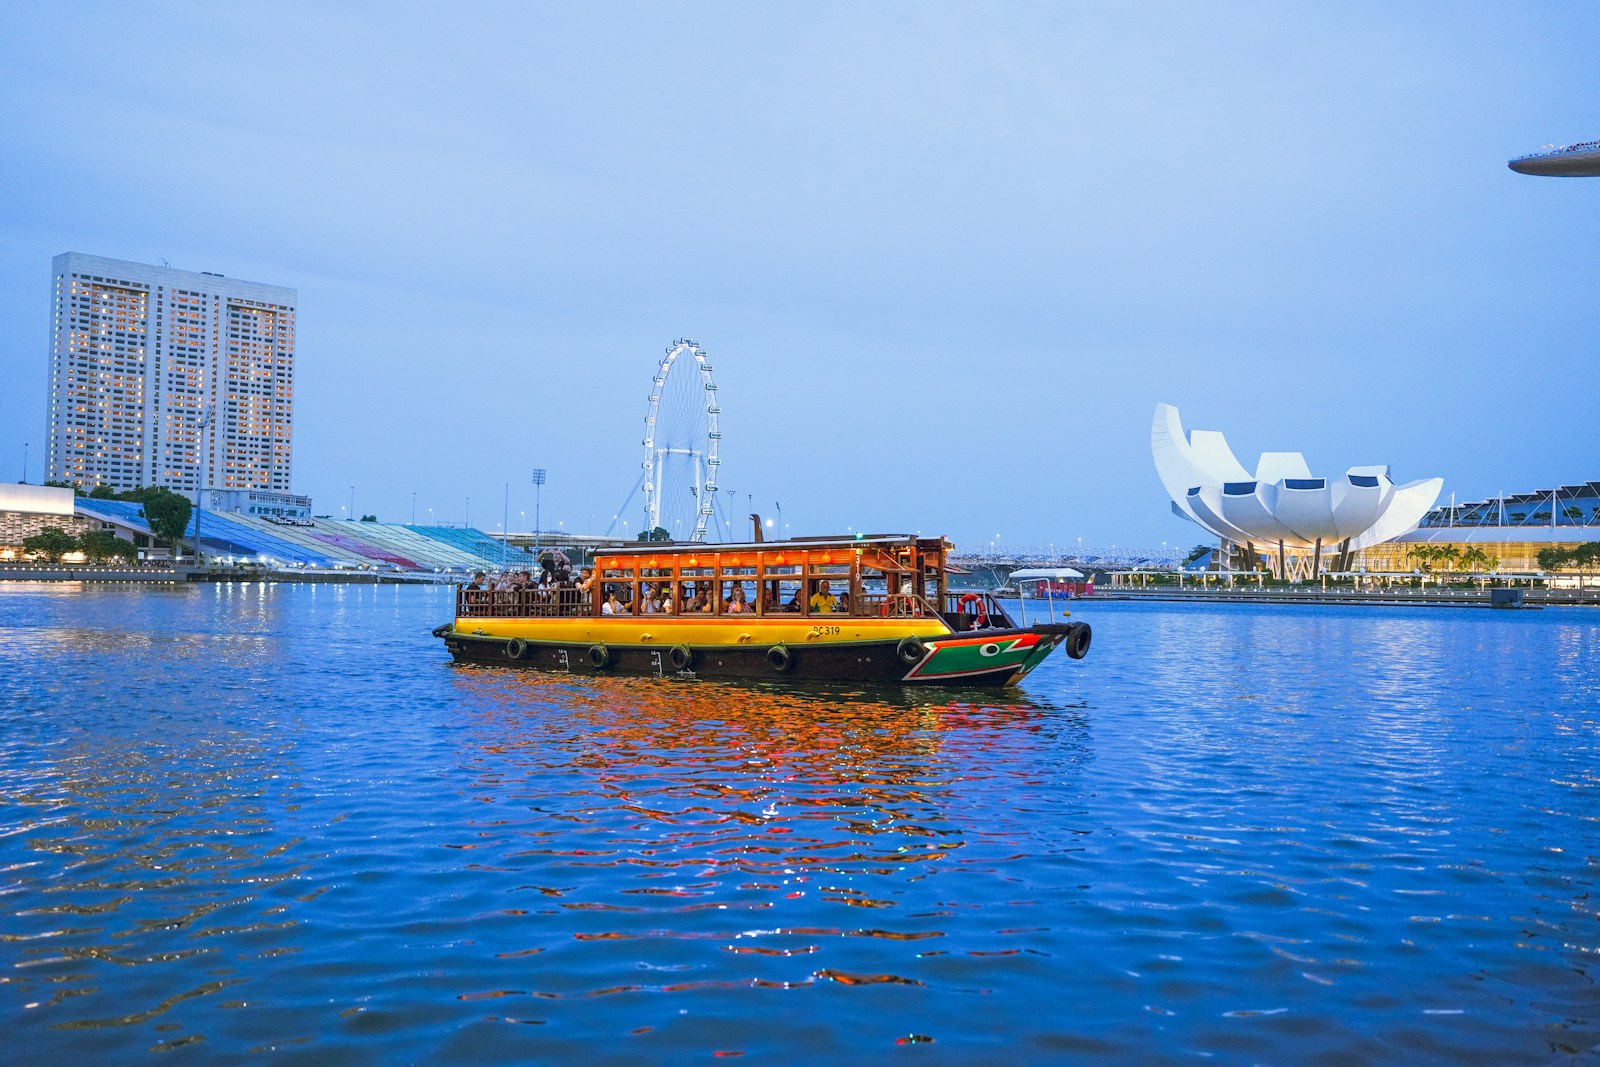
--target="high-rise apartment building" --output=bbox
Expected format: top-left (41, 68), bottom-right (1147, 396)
top-left (45, 252), bottom-right (297, 495)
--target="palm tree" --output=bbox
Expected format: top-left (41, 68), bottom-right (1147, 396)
top-left (1458, 546), bottom-right (1489, 573)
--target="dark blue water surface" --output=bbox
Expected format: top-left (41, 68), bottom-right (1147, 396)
top-left (1, 583), bottom-right (1597, 1063)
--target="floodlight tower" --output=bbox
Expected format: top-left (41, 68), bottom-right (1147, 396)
top-left (532, 468), bottom-right (547, 554)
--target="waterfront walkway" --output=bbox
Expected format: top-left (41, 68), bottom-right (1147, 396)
top-left (1089, 586), bottom-right (1600, 607)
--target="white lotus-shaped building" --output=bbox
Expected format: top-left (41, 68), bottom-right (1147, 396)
top-left (1154, 403), bottom-right (1443, 570)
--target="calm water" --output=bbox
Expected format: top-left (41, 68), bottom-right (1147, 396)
top-left (1, 583), bottom-right (1596, 1063)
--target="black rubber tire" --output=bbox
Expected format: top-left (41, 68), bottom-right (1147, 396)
top-left (1066, 623), bottom-right (1092, 660)
top-left (896, 636), bottom-right (926, 665)
top-left (766, 644), bottom-right (793, 672)
top-left (431, 622), bottom-right (453, 638)
top-left (587, 644), bottom-right (610, 669)
top-left (506, 637), bottom-right (528, 660)
top-left (670, 644), bottom-right (694, 670)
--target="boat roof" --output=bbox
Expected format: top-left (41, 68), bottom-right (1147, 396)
top-left (1009, 567), bottom-right (1087, 580)
top-left (599, 533), bottom-right (949, 557)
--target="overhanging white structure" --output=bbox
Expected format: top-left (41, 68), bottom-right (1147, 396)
top-left (1153, 403), bottom-right (1443, 576)
top-left (1508, 140), bottom-right (1600, 177)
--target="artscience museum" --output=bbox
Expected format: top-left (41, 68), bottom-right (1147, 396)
top-left (1153, 403), bottom-right (1443, 578)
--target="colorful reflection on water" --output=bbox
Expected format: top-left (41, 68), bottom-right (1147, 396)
top-left (1, 583), bottom-right (1596, 1061)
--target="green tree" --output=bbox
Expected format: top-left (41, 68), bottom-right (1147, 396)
top-left (1536, 546), bottom-right (1572, 572)
top-left (360, 514), bottom-right (378, 522)
top-left (132, 487), bottom-right (194, 554)
top-left (1183, 543), bottom-right (1211, 564)
top-left (637, 526), bottom-right (671, 542)
top-left (1458, 546), bottom-right (1489, 573)
top-left (1562, 506), bottom-right (1583, 525)
top-left (22, 526), bottom-right (78, 562)
top-left (42, 479), bottom-right (82, 495)
top-left (1574, 542), bottom-right (1600, 574)
top-left (79, 529), bottom-right (138, 564)
top-left (86, 484), bottom-right (119, 499)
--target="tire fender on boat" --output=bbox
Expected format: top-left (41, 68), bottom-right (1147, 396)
top-left (766, 644), bottom-right (793, 672)
top-left (587, 644), bottom-right (611, 669)
top-left (670, 644), bottom-right (694, 670)
top-left (506, 637), bottom-right (528, 660)
top-left (896, 636), bottom-right (926, 665)
top-left (1066, 622), bottom-right (1092, 660)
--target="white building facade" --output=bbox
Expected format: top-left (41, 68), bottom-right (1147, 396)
top-left (46, 253), bottom-right (297, 495)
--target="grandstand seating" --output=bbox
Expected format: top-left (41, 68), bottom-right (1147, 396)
top-left (74, 498), bottom-right (542, 573)
top-left (405, 525), bottom-right (537, 568)
top-left (317, 520), bottom-right (484, 571)
top-left (216, 514), bottom-right (391, 568)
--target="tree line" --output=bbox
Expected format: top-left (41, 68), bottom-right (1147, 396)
top-left (1536, 543), bottom-right (1600, 574)
top-left (23, 481), bottom-right (196, 563)
top-left (1406, 544), bottom-right (1501, 574)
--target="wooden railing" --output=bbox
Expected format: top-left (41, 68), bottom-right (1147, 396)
top-left (458, 587), bottom-right (590, 618)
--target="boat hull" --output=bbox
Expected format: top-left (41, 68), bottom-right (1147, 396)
top-left (435, 623), bottom-right (1073, 688)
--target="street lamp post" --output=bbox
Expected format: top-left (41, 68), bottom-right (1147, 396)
top-left (193, 405), bottom-right (213, 567)
top-left (411, 492), bottom-right (417, 525)
top-left (349, 486), bottom-right (355, 523)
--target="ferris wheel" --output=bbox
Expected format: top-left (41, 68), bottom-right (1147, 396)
top-left (641, 338), bottom-right (721, 541)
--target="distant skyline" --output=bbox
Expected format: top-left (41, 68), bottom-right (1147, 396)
top-left (2, 3), bottom-right (1597, 549)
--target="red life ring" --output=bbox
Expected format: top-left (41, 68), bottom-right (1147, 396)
top-left (958, 592), bottom-right (988, 629)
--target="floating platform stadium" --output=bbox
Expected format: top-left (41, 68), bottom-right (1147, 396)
top-left (0, 483), bottom-right (601, 573)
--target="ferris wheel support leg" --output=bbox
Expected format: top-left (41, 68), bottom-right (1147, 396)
top-left (605, 470), bottom-right (647, 537)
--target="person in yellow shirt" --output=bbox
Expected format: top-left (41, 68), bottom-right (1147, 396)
top-left (809, 579), bottom-right (838, 613)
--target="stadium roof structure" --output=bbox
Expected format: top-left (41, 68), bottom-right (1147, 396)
top-left (1508, 140), bottom-right (1600, 177)
top-left (1152, 403), bottom-right (1443, 551)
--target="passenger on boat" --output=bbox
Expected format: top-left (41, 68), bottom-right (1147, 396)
top-left (810, 580), bottom-right (838, 613)
top-left (467, 571), bottom-right (487, 590)
top-left (640, 583), bottom-right (659, 613)
top-left (725, 585), bottom-right (750, 613)
top-left (602, 587), bottom-right (624, 615)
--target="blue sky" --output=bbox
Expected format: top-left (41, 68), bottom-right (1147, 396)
top-left (1, 2), bottom-right (1595, 552)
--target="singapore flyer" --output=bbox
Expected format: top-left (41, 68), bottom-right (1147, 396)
top-left (640, 338), bottom-right (721, 542)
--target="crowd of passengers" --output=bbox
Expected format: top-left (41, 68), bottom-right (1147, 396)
top-left (464, 561), bottom-right (928, 617)
top-left (596, 578), bottom-right (850, 615)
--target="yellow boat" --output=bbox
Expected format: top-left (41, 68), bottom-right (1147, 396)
top-left (434, 533), bottom-right (1090, 687)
